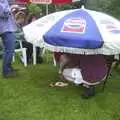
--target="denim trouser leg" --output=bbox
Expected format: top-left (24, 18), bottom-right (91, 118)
top-left (1, 32), bottom-right (15, 75)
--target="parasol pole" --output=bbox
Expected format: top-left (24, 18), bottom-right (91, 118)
top-left (46, 4), bottom-right (49, 15)
top-left (81, 5), bottom-right (85, 9)
top-left (45, 4), bottom-right (49, 63)
top-left (55, 4), bottom-right (61, 12)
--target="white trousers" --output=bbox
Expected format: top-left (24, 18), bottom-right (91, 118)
top-left (62, 68), bottom-right (84, 84)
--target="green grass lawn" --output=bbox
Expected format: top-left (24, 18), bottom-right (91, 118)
top-left (0, 56), bottom-right (120, 120)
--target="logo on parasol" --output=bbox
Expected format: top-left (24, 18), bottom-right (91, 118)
top-left (100, 20), bottom-right (120, 34)
top-left (61, 17), bottom-right (86, 34)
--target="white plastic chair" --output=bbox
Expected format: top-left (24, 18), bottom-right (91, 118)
top-left (32, 45), bottom-right (56, 66)
top-left (33, 45), bottom-right (45, 65)
top-left (13, 40), bottom-right (27, 67)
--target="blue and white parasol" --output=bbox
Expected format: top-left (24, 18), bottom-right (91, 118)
top-left (23, 7), bottom-right (120, 55)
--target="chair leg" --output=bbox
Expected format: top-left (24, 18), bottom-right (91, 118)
top-left (102, 78), bottom-right (108, 91)
top-left (53, 55), bottom-right (57, 66)
top-left (22, 48), bottom-right (27, 67)
top-left (41, 47), bottom-right (45, 57)
top-left (33, 45), bottom-right (36, 65)
top-left (102, 60), bottom-right (113, 91)
top-left (12, 55), bottom-right (15, 62)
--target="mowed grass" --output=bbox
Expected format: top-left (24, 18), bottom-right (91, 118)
top-left (0, 55), bottom-right (120, 120)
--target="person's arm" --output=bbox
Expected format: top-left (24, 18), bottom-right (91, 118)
top-left (15, 27), bottom-right (25, 41)
top-left (0, 2), bottom-right (11, 19)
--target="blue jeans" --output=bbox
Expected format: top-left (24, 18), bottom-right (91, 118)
top-left (1, 32), bottom-right (15, 76)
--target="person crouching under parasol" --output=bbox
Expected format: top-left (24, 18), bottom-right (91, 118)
top-left (54, 52), bottom-right (108, 99)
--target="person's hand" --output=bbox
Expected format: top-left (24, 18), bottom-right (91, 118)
top-left (3, 11), bottom-right (11, 19)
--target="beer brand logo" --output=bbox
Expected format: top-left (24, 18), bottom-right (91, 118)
top-left (61, 17), bottom-right (86, 34)
top-left (100, 20), bottom-right (120, 34)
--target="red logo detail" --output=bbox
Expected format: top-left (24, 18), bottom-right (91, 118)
top-left (61, 17), bottom-right (86, 33)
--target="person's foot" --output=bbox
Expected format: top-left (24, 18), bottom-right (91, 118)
top-left (81, 86), bottom-right (95, 99)
top-left (3, 70), bottom-right (18, 79)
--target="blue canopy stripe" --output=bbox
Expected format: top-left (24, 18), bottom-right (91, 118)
top-left (44, 9), bottom-right (103, 49)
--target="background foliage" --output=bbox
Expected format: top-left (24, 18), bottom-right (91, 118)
top-left (86, 0), bottom-right (120, 19)
top-left (26, 0), bottom-right (120, 19)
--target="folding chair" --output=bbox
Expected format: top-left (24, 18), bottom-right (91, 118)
top-left (33, 45), bottom-right (45, 65)
top-left (13, 26), bottom-right (27, 67)
top-left (13, 40), bottom-right (27, 67)
top-left (102, 55), bottom-right (115, 91)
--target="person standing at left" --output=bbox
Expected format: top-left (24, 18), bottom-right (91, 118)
top-left (0, 0), bottom-right (17, 78)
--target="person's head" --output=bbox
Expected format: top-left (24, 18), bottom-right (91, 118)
top-left (15, 11), bottom-right (26, 26)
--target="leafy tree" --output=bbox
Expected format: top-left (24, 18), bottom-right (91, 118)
top-left (86, 0), bottom-right (120, 19)
top-left (26, 0), bottom-right (120, 19)
top-left (26, 3), bottom-right (41, 15)
top-left (106, 0), bottom-right (120, 19)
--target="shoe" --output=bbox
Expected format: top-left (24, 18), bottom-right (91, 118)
top-left (50, 82), bottom-right (68, 87)
top-left (3, 70), bottom-right (17, 78)
top-left (81, 86), bottom-right (95, 99)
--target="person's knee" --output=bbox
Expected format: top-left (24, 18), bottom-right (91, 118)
top-left (59, 54), bottom-right (69, 73)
